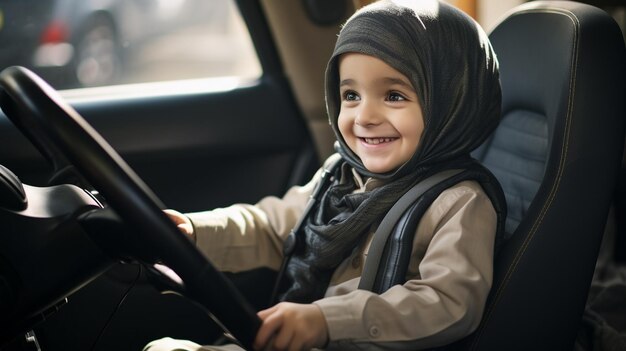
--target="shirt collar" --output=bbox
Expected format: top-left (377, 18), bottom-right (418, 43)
top-left (349, 167), bottom-right (388, 192)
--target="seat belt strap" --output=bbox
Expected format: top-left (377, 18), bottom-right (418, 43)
top-left (270, 155), bottom-right (342, 304)
top-left (358, 168), bottom-right (464, 291)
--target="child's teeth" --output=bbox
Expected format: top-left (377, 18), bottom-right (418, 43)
top-left (365, 138), bottom-right (392, 144)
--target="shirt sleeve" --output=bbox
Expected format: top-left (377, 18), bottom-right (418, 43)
top-left (314, 182), bottom-right (497, 350)
top-left (185, 168), bottom-right (322, 273)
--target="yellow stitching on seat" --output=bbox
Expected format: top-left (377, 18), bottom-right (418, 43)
top-left (470, 7), bottom-right (579, 349)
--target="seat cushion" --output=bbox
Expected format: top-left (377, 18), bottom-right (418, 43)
top-left (474, 109), bottom-right (548, 234)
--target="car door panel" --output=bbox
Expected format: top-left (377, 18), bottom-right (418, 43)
top-left (0, 1), bottom-right (319, 349)
top-left (0, 75), bottom-right (317, 212)
top-left (0, 72), bottom-right (315, 351)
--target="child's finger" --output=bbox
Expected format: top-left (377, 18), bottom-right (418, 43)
top-left (260, 335), bottom-right (276, 351)
top-left (257, 304), bottom-right (278, 320)
top-left (253, 310), bottom-right (282, 350)
top-left (287, 336), bottom-right (305, 351)
top-left (163, 209), bottom-right (184, 223)
top-left (177, 223), bottom-right (193, 236)
top-left (271, 319), bottom-right (294, 351)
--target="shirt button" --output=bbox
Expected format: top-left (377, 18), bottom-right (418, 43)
top-left (369, 325), bottom-right (380, 338)
top-left (351, 256), bottom-right (361, 269)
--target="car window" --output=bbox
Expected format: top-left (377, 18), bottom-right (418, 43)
top-left (0, 0), bottom-right (261, 90)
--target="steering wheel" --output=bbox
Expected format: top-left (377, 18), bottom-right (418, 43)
top-left (0, 66), bottom-right (260, 349)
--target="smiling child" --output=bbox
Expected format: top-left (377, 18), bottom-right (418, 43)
top-left (146, 0), bottom-right (506, 350)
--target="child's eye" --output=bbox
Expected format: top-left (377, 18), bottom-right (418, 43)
top-left (387, 92), bottom-right (407, 102)
top-left (342, 90), bottom-right (360, 101)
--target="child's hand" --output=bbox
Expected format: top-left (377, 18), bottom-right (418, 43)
top-left (163, 209), bottom-right (194, 238)
top-left (253, 302), bottom-right (328, 351)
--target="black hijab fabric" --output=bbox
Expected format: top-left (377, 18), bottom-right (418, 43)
top-left (281, 0), bottom-right (501, 303)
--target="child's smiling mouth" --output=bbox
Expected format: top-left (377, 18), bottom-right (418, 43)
top-left (360, 137), bottom-right (398, 145)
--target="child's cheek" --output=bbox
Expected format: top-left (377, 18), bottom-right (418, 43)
top-left (337, 112), bottom-right (355, 148)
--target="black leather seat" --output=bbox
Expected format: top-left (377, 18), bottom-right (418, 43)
top-left (464, 1), bottom-right (626, 349)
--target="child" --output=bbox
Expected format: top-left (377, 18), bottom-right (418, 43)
top-left (146, 0), bottom-right (505, 350)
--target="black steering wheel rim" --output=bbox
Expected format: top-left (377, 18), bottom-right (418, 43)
top-left (0, 66), bottom-right (260, 349)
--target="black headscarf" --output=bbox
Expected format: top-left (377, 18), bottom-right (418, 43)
top-left (281, 0), bottom-right (501, 303)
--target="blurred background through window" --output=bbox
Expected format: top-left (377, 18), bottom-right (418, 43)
top-left (0, 0), bottom-right (261, 90)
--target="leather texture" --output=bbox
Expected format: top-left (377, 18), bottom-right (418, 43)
top-left (473, 110), bottom-right (548, 234)
top-left (366, 1), bottom-right (625, 349)
top-left (460, 2), bottom-right (626, 350)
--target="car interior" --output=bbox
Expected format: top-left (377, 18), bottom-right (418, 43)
top-left (463, 2), bottom-right (625, 349)
top-left (0, 0), bottom-right (624, 350)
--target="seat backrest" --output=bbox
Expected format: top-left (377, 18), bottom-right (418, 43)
top-left (465, 1), bottom-right (626, 349)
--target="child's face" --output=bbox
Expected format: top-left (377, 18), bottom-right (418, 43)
top-left (337, 53), bottom-right (424, 174)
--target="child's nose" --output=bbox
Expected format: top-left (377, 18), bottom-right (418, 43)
top-left (355, 101), bottom-right (382, 126)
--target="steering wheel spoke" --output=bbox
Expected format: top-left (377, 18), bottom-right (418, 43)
top-left (0, 66), bottom-right (261, 349)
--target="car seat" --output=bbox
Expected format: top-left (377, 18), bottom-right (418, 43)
top-left (458, 1), bottom-right (626, 349)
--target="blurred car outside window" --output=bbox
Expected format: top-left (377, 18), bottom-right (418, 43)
top-left (0, 0), bottom-right (261, 92)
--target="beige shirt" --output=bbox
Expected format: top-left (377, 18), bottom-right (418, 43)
top-left (187, 158), bottom-right (496, 350)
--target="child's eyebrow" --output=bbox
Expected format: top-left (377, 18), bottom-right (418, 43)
top-left (382, 77), bottom-right (414, 90)
top-left (340, 79), bottom-right (355, 87)
top-left (339, 77), bottom-right (415, 90)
